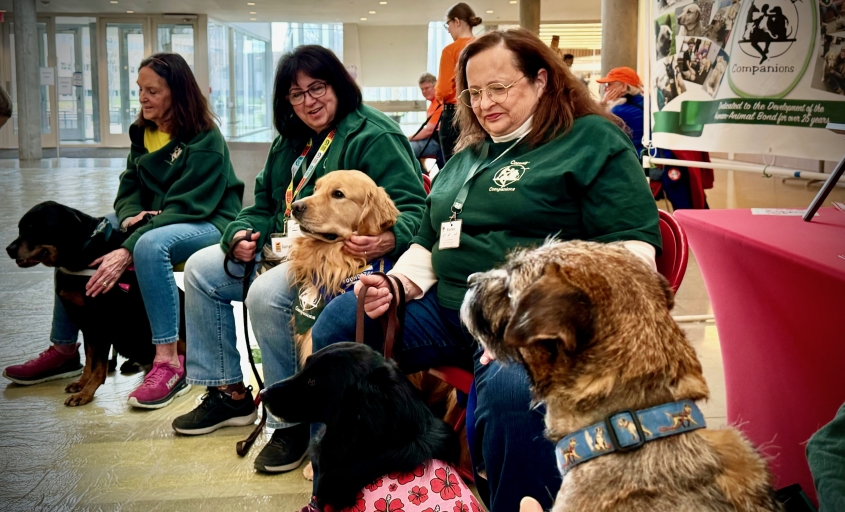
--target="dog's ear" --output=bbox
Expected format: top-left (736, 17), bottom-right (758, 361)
top-left (356, 187), bottom-right (399, 236)
top-left (504, 265), bottom-right (593, 366)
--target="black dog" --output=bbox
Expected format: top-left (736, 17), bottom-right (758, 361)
top-left (5, 201), bottom-right (182, 406)
top-left (261, 343), bottom-right (460, 511)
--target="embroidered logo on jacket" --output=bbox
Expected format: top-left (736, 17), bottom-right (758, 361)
top-left (168, 146), bottom-right (183, 164)
top-left (490, 160), bottom-right (529, 192)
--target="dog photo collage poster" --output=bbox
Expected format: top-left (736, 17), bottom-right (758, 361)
top-left (651, 0), bottom-right (845, 161)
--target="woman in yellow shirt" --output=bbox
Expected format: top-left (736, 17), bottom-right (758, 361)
top-left (436, 2), bottom-right (481, 162)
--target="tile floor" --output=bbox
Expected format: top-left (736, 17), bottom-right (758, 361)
top-left (1, 159), bottom-right (843, 511)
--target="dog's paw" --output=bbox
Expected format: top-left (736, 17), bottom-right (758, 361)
top-left (64, 393), bottom-right (93, 406)
top-left (119, 360), bottom-right (143, 374)
top-left (65, 380), bottom-right (86, 393)
top-left (302, 462), bottom-right (314, 481)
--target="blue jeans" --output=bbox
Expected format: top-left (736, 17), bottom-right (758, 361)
top-left (410, 137), bottom-right (441, 160)
top-left (183, 244), bottom-right (298, 429)
top-left (311, 286), bottom-right (562, 511)
top-left (51, 214), bottom-right (220, 345)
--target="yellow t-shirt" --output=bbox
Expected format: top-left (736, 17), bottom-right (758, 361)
top-left (143, 128), bottom-right (171, 153)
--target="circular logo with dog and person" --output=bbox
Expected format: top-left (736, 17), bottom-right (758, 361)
top-left (729, 0), bottom-right (816, 98)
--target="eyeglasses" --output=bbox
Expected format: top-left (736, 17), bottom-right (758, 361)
top-left (287, 81), bottom-right (328, 106)
top-left (458, 76), bottom-right (525, 107)
top-left (443, 18), bottom-right (454, 29)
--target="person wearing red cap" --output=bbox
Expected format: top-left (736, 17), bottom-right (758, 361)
top-left (597, 67), bottom-right (645, 157)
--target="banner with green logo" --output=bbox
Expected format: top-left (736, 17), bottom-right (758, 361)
top-left (650, 0), bottom-right (845, 161)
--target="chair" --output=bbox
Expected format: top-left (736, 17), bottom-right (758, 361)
top-left (422, 173), bottom-right (432, 194)
top-left (655, 209), bottom-right (689, 292)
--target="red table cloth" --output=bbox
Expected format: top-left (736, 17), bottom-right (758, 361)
top-left (675, 208), bottom-right (845, 504)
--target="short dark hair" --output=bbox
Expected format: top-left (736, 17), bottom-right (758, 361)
top-left (273, 45), bottom-right (362, 137)
top-left (134, 52), bottom-right (217, 141)
top-left (563, 53), bottom-right (575, 60)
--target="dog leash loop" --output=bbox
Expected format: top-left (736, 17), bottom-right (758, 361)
top-left (356, 272), bottom-right (405, 361)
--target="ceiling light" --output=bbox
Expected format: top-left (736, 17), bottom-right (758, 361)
top-left (110, 1), bottom-right (118, 4)
top-left (126, 10), bottom-right (134, 13)
top-left (486, 10), bottom-right (494, 13)
top-left (249, 11), bottom-right (256, 14)
top-left (509, 0), bottom-right (517, 3)
top-left (379, 1), bottom-right (387, 3)
top-left (360, 17), bottom-right (367, 20)
top-left (250, 17), bottom-right (257, 20)
top-left (369, 10), bottom-right (376, 14)
top-left (247, 2), bottom-right (255, 5)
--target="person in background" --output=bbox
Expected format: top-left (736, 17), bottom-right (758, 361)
top-left (3, 53), bottom-right (244, 411)
top-left (436, 2), bottom-right (482, 163)
top-left (409, 72), bottom-right (444, 169)
top-left (598, 66), bottom-right (645, 157)
top-left (563, 53), bottom-right (574, 67)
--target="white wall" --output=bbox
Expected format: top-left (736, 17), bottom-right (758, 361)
top-left (356, 24), bottom-right (428, 87)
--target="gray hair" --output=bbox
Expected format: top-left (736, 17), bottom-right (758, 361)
top-left (418, 72), bottom-right (437, 86)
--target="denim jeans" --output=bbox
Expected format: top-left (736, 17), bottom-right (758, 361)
top-left (311, 286), bottom-right (561, 511)
top-left (410, 137), bottom-right (441, 160)
top-left (51, 214), bottom-right (220, 346)
top-left (183, 244), bottom-right (299, 429)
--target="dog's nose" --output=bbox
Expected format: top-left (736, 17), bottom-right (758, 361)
top-left (5, 242), bottom-right (18, 259)
top-left (291, 201), bottom-right (306, 217)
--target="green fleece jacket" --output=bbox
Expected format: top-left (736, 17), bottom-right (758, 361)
top-left (413, 114), bottom-right (662, 310)
top-left (114, 124), bottom-right (244, 253)
top-left (221, 104), bottom-right (427, 258)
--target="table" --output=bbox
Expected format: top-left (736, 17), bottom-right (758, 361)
top-left (675, 208), bottom-right (845, 505)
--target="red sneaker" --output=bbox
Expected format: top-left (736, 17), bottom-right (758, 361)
top-left (127, 355), bottom-right (190, 409)
top-left (3, 343), bottom-right (83, 385)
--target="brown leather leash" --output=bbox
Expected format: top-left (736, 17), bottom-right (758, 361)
top-left (222, 229), bottom-right (267, 456)
top-left (356, 272), bottom-right (405, 360)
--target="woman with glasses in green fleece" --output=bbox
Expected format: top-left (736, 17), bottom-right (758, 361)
top-left (171, 45), bottom-right (427, 475)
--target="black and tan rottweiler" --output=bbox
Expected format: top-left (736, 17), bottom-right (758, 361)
top-left (5, 201), bottom-right (184, 406)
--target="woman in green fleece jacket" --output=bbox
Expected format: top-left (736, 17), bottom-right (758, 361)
top-left (171, 45), bottom-right (427, 472)
top-left (311, 30), bottom-right (662, 511)
top-left (2, 53), bottom-right (244, 409)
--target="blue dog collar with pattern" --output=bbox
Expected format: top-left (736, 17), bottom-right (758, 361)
top-left (555, 399), bottom-right (706, 476)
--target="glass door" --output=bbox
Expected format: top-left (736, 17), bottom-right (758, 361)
top-left (56, 17), bottom-right (100, 143)
top-left (156, 23), bottom-right (195, 68)
top-left (99, 20), bottom-right (147, 145)
top-left (3, 20), bottom-right (53, 149)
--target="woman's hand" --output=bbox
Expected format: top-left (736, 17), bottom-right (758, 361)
top-left (353, 273), bottom-right (421, 319)
top-left (124, 210), bottom-right (161, 229)
top-left (520, 497), bottom-right (544, 512)
top-left (479, 342), bottom-right (498, 365)
top-left (344, 231), bottom-right (396, 260)
top-left (86, 248), bottom-right (132, 297)
top-left (232, 230), bottom-right (260, 262)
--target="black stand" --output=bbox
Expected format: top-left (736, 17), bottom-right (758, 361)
top-left (803, 123), bottom-right (845, 222)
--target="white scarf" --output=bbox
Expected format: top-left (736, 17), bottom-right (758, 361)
top-left (490, 115), bottom-right (534, 143)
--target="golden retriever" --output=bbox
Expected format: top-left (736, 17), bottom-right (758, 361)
top-left (288, 170), bottom-right (399, 364)
top-left (461, 240), bottom-right (783, 512)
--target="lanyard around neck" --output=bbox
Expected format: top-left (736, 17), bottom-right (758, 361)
top-left (449, 134), bottom-right (527, 221)
top-left (284, 129), bottom-right (336, 219)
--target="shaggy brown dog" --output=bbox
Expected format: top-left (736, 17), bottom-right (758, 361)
top-left (287, 170), bottom-right (399, 364)
top-left (461, 240), bottom-right (782, 512)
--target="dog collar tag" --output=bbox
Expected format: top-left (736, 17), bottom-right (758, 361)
top-left (439, 220), bottom-right (462, 250)
top-left (286, 220), bottom-right (302, 238)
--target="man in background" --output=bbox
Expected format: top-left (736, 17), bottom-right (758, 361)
top-left (563, 53), bottom-right (574, 67)
top-left (598, 67), bottom-right (644, 156)
top-left (409, 72), bottom-right (444, 169)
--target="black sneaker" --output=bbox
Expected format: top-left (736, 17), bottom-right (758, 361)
top-left (254, 423), bottom-right (310, 473)
top-left (171, 386), bottom-right (257, 435)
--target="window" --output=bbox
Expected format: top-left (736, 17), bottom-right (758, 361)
top-left (272, 23), bottom-right (343, 63)
top-left (234, 30), bottom-right (270, 137)
top-left (208, 21), bottom-right (231, 136)
top-left (157, 24), bottom-right (195, 69)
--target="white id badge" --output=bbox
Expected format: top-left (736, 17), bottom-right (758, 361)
top-left (269, 221), bottom-right (303, 260)
top-left (439, 220), bottom-right (462, 249)
top-left (270, 235), bottom-right (295, 259)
